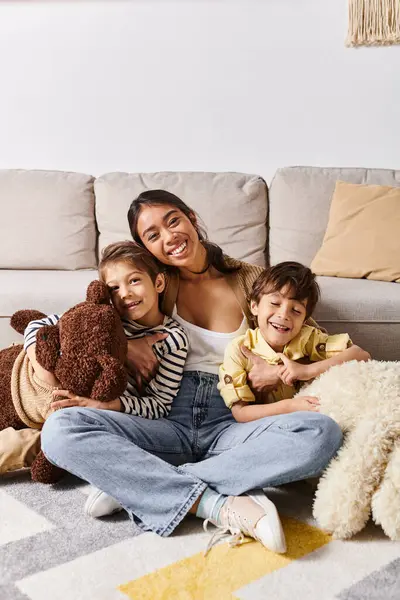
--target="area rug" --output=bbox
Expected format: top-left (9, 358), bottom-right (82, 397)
top-left (1, 472), bottom-right (400, 600)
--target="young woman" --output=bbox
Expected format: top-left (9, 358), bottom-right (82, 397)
top-left (40, 190), bottom-right (342, 554)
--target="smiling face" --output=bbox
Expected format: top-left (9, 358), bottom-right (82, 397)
top-left (251, 285), bottom-right (308, 352)
top-left (103, 260), bottom-right (165, 327)
top-left (135, 204), bottom-right (206, 271)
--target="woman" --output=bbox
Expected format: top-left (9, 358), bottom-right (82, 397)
top-left (41, 190), bottom-right (342, 554)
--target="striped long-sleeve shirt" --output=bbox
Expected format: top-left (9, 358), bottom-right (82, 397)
top-left (24, 314), bottom-right (188, 419)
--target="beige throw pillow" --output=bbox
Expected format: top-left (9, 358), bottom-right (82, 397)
top-left (311, 181), bottom-right (400, 283)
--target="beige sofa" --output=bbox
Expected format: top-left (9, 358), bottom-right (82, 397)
top-left (1, 167), bottom-right (399, 360)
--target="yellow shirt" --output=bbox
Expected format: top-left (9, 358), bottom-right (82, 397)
top-left (218, 325), bottom-right (351, 409)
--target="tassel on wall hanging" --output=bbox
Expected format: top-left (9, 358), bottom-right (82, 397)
top-left (347, 0), bottom-right (400, 46)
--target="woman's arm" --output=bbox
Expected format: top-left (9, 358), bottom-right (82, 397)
top-left (231, 396), bottom-right (320, 423)
top-left (239, 346), bottom-right (281, 392)
top-left (126, 333), bottom-right (168, 391)
top-left (121, 326), bottom-right (188, 419)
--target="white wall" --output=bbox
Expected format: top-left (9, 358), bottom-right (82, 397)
top-left (0, 0), bottom-right (399, 184)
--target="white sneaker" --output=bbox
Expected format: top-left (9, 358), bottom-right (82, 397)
top-left (204, 490), bottom-right (286, 555)
top-left (84, 487), bottom-right (123, 518)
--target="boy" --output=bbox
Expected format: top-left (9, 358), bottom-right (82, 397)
top-left (24, 241), bottom-right (189, 420)
top-left (218, 261), bottom-right (370, 422)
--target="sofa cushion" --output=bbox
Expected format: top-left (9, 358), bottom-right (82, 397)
top-left (269, 166), bottom-right (400, 266)
top-left (314, 276), bottom-right (399, 361)
top-left (313, 320), bottom-right (399, 362)
top-left (0, 170), bottom-right (97, 269)
top-left (0, 270), bottom-right (97, 318)
top-left (95, 172), bottom-right (268, 266)
top-left (311, 181), bottom-right (400, 283)
top-left (314, 276), bottom-right (399, 323)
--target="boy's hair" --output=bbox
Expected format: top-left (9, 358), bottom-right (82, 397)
top-left (250, 261), bottom-right (320, 318)
top-left (99, 241), bottom-right (163, 283)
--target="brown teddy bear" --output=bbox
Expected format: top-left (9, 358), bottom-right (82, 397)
top-left (0, 280), bottom-right (127, 484)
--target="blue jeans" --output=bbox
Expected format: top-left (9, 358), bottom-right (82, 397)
top-left (41, 372), bottom-right (342, 536)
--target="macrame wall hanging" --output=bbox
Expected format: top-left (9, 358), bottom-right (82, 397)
top-left (347, 0), bottom-right (400, 46)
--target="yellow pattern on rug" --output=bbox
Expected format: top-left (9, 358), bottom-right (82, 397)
top-left (119, 517), bottom-right (331, 600)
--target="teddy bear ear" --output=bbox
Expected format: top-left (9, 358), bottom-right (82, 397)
top-left (86, 280), bottom-right (111, 305)
top-left (10, 310), bottom-right (47, 335)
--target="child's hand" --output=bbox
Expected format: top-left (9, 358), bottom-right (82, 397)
top-left (51, 390), bottom-right (121, 411)
top-left (276, 354), bottom-right (312, 385)
top-left (281, 396), bottom-right (320, 413)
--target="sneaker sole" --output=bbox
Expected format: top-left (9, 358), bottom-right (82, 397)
top-left (246, 490), bottom-right (287, 553)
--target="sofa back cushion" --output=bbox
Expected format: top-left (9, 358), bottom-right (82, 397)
top-left (269, 166), bottom-right (400, 266)
top-left (94, 172), bottom-right (268, 267)
top-left (0, 170), bottom-right (97, 270)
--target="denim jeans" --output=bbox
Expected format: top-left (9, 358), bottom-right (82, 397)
top-left (41, 372), bottom-right (342, 536)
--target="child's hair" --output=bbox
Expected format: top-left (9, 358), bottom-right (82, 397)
top-left (250, 261), bottom-right (320, 318)
top-left (99, 241), bottom-right (163, 283)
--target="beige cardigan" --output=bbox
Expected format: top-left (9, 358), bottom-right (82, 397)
top-left (160, 256), bottom-right (264, 330)
top-left (160, 256), bottom-right (321, 331)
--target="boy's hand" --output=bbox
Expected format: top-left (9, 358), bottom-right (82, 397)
top-left (240, 345), bottom-right (280, 392)
top-left (276, 354), bottom-right (313, 385)
top-left (51, 390), bottom-right (121, 412)
top-left (280, 396), bottom-right (320, 413)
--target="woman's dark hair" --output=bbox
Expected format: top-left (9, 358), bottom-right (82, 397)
top-left (127, 189), bottom-right (240, 274)
top-left (250, 261), bottom-right (320, 318)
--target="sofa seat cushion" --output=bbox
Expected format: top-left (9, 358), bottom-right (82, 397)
top-left (0, 170), bottom-right (97, 270)
top-left (314, 276), bottom-right (399, 361)
top-left (0, 270), bottom-right (98, 317)
top-left (314, 276), bottom-right (400, 323)
top-left (95, 171), bottom-right (268, 266)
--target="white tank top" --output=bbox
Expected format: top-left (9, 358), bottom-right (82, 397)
top-left (172, 307), bottom-right (248, 374)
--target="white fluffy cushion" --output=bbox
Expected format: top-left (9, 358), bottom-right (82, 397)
top-left (299, 360), bottom-right (400, 540)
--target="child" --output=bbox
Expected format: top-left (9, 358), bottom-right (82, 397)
top-left (24, 241), bottom-right (189, 420)
top-left (218, 261), bottom-right (370, 422)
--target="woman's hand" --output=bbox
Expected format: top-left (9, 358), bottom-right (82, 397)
top-left (51, 390), bottom-right (121, 411)
top-left (240, 346), bottom-right (281, 392)
top-left (126, 333), bottom-right (168, 391)
top-left (279, 396), bottom-right (320, 413)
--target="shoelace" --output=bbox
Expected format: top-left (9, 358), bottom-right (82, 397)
top-left (203, 519), bottom-right (249, 556)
